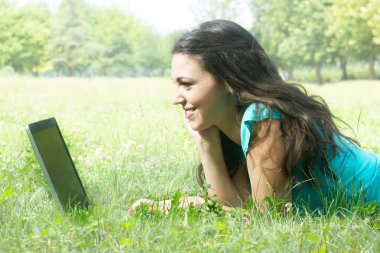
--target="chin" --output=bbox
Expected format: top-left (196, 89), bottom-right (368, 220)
top-left (188, 123), bottom-right (201, 131)
top-left (188, 121), bottom-right (207, 132)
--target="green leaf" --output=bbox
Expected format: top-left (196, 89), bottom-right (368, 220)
top-left (171, 190), bottom-right (182, 209)
top-left (0, 185), bottom-right (14, 202)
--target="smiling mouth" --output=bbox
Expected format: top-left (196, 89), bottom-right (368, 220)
top-left (184, 108), bottom-right (196, 118)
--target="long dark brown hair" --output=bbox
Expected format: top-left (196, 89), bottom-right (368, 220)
top-left (172, 20), bottom-right (357, 187)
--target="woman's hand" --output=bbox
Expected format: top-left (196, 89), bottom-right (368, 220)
top-left (127, 198), bottom-right (166, 214)
top-left (184, 120), bottom-right (220, 146)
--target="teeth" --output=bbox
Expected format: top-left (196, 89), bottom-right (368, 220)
top-left (185, 109), bottom-right (195, 116)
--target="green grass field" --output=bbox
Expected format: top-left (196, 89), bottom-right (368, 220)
top-left (0, 78), bottom-right (379, 252)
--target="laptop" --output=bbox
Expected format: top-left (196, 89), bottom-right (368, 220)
top-left (26, 117), bottom-right (90, 210)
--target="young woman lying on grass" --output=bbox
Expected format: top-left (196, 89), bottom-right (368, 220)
top-left (129, 20), bottom-right (380, 214)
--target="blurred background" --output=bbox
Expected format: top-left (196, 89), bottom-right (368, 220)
top-left (0, 0), bottom-right (379, 84)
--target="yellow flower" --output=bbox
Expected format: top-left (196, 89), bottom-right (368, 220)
top-left (203, 242), bottom-right (213, 248)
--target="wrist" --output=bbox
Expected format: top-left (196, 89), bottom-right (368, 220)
top-left (196, 139), bottom-right (223, 159)
top-left (195, 135), bottom-right (220, 150)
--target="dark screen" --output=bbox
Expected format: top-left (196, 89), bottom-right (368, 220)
top-left (33, 126), bottom-right (88, 209)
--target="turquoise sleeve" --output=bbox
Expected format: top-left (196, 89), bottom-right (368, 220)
top-left (240, 103), bottom-right (281, 156)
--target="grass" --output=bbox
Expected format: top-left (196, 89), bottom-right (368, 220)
top-left (0, 77), bottom-right (379, 252)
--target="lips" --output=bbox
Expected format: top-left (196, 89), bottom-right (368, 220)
top-left (184, 107), bottom-right (196, 119)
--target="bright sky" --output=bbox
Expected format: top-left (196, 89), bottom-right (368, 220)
top-left (17, 0), bottom-right (253, 34)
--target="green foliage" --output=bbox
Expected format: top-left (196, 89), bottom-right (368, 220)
top-left (251, 0), bottom-right (301, 71)
top-left (252, 0), bottom-right (334, 84)
top-left (170, 189), bottom-right (182, 209)
top-left (0, 65), bottom-right (15, 76)
top-left (367, 0), bottom-right (380, 45)
top-left (327, 0), bottom-right (379, 79)
top-left (49, 0), bottom-right (97, 76)
top-left (0, 1), bottom-right (173, 77)
top-left (251, 0), bottom-right (379, 83)
top-left (0, 185), bottom-right (14, 202)
top-left (86, 7), bottom-right (141, 76)
top-left (0, 3), bottom-right (50, 73)
top-left (50, 1), bottom-right (173, 77)
top-left (0, 0), bottom-right (379, 79)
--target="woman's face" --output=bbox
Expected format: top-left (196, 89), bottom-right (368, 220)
top-left (171, 53), bottom-right (232, 132)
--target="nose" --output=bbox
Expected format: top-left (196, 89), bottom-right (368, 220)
top-left (172, 87), bottom-right (185, 105)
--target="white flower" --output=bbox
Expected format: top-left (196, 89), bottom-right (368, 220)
top-left (285, 202), bottom-right (293, 212)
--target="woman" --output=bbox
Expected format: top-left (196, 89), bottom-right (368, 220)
top-left (129, 20), bottom-right (379, 213)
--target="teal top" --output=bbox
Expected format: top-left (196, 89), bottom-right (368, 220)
top-left (240, 103), bottom-right (380, 211)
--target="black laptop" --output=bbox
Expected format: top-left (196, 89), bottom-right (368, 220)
top-left (26, 117), bottom-right (89, 210)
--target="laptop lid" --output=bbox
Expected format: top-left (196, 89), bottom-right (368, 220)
top-left (26, 117), bottom-right (89, 210)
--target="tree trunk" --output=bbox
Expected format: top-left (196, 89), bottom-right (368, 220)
top-left (339, 58), bottom-right (348, 80)
top-left (287, 67), bottom-right (295, 80)
top-left (315, 62), bottom-right (324, 85)
top-left (369, 56), bottom-right (376, 80)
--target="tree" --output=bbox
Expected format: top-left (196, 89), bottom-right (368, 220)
top-left (364, 0), bottom-right (380, 79)
top-left (0, 2), bottom-right (17, 68)
top-left (326, 0), bottom-right (354, 80)
top-left (329, 0), bottom-right (379, 79)
top-left (0, 2), bottom-right (50, 73)
top-left (49, 0), bottom-right (97, 76)
top-left (287, 0), bottom-right (333, 84)
top-left (133, 27), bottom-right (175, 76)
top-left (367, 0), bottom-right (380, 45)
top-left (251, 0), bottom-right (303, 80)
top-left (251, 0), bottom-right (333, 84)
top-left (86, 7), bottom-right (137, 76)
top-left (86, 7), bottom-right (171, 77)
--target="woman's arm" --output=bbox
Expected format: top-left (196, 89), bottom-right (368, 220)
top-left (128, 127), bottom-right (246, 214)
top-left (246, 119), bottom-right (291, 211)
top-left (193, 126), bottom-right (246, 207)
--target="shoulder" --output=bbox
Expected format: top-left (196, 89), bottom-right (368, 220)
top-left (241, 102), bottom-right (281, 125)
top-left (240, 102), bottom-right (282, 156)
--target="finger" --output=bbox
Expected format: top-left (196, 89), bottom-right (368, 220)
top-left (127, 207), bottom-right (135, 214)
top-left (128, 199), bottom-right (156, 214)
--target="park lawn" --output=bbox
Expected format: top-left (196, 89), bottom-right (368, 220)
top-left (0, 78), bottom-right (379, 252)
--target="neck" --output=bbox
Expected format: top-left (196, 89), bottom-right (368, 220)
top-left (215, 106), bottom-right (241, 146)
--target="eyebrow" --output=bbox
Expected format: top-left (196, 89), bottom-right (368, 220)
top-left (172, 76), bottom-right (195, 83)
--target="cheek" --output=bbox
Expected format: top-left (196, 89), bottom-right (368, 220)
top-left (188, 89), bottom-right (212, 106)
top-left (195, 86), bottom-right (223, 106)
top-left (206, 89), bottom-right (229, 111)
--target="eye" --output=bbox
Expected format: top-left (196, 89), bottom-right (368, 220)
top-left (180, 82), bottom-right (192, 89)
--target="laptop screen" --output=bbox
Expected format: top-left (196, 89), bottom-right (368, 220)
top-left (27, 118), bottom-right (89, 210)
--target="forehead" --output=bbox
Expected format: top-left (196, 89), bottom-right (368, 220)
top-left (171, 53), bottom-right (207, 79)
